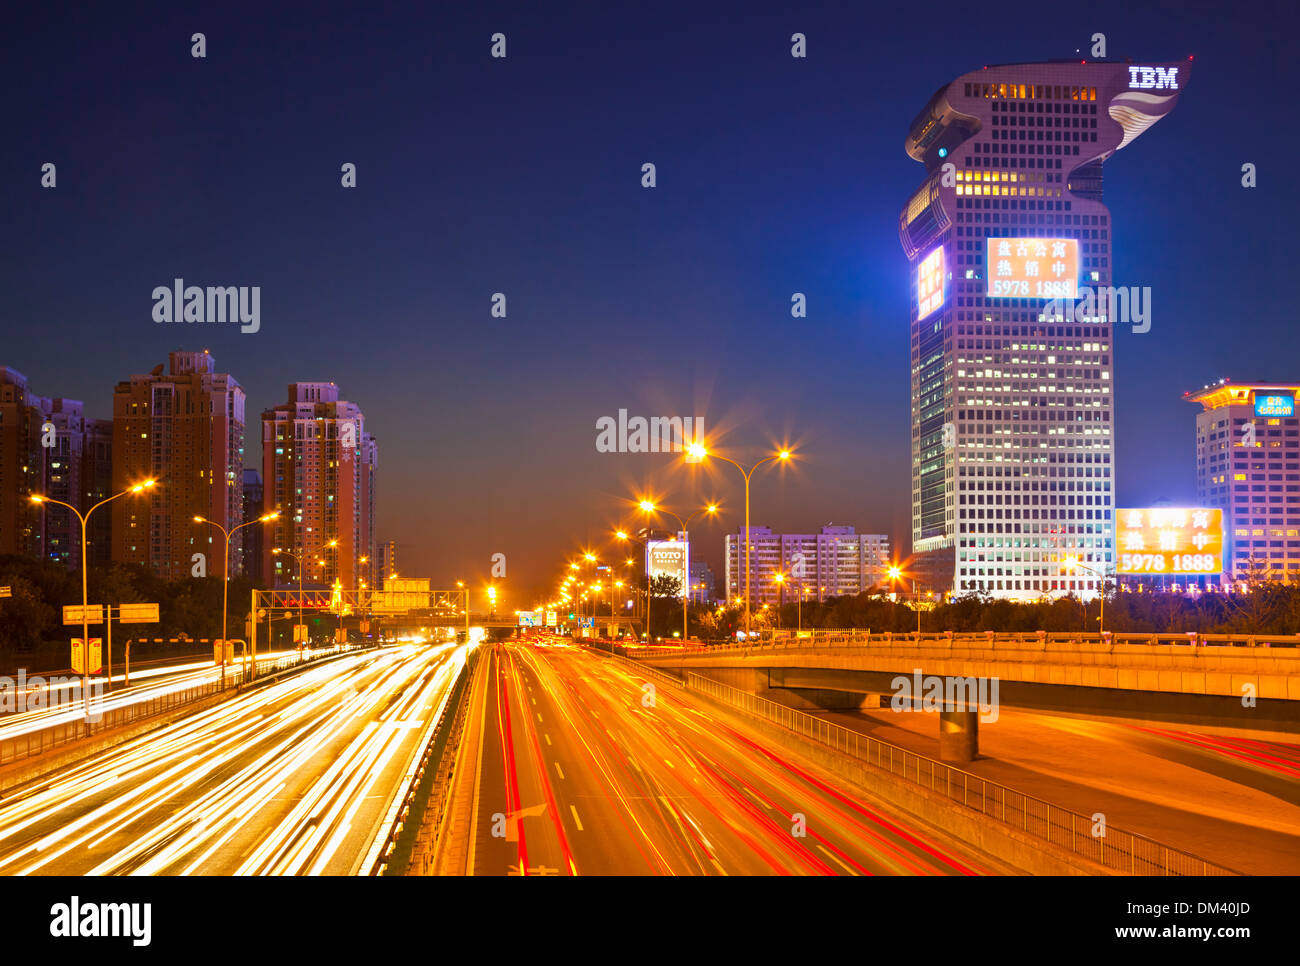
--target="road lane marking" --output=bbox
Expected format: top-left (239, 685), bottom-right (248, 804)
top-left (555, 761), bottom-right (565, 780)
top-left (537, 713), bottom-right (543, 723)
top-left (543, 733), bottom-right (552, 746)
top-left (569, 805), bottom-right (584, 831)
top-left (817, 844), bottom-right (859, 876)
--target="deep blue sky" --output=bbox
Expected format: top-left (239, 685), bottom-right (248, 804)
top-left (3, 0), bottom-right (1294, 604)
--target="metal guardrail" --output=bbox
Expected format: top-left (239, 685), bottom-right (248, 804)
top-left (681, 672), bottom-right (1236, 876)
top-left (633, 629), bottom-right (1300, 659)
top-left (0, 646), bottom-right (359, 768)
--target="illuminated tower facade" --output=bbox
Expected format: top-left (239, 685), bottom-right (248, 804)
top-left (899, 59), bottom-right (1189, 599)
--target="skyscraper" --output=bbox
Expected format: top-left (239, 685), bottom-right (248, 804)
top-left (261, 382), bottom-right (376, 591)
top-left (1187, 382), bottom-right (1300, 583)
top-left (111, 351), bottom-right (246, 578)
top-left (724, 525), bottom-right (891, 605)
top-left (900, 60), bottom-right (1189, 600)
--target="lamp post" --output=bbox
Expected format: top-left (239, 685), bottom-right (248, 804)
top-left (683, 444), bottom-right (790, 639)
top-left (30, 479), bottom-right (157, 717)
top-left (637, 500), bottom-right (718, 644)
top-left (888, 565), bottom-right (922, 636)
top-left (271, 547), bottom-right (305, 653)
top-left (615, 530), bottom-right (652, 641)
top-left (773, 573), bottom-right (786, 630)
top-left (1062, 556), bottom-right (1107, 635)
top-left (194, 510), bottom-right (279, 687)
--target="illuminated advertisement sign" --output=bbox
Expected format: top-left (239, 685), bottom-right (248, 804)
top-left (917, 247), bottom-right (945, 320)
top-left (1128, 66), bottom-right (1179, 91)
top-left (1254, 393), bottom-right (1295, 417)
top-left (1116, 508), bottom-right (1223, 575)
top-left (646, 539), bottom-right (689, 591)
top-left (986, 238), bottom-right (1078, 299)
top-left (517, 611), bottom-right (539, 626)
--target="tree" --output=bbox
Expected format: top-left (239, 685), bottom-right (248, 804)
top-left (0, 575), bottom-right (57, 653)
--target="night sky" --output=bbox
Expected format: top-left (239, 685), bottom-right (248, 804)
top-left (4, 0), bottom-right (1294, 604)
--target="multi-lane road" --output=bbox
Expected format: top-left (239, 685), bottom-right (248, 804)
top-left (0, 642), bottom-right (465, 875)
top-left (453, 641), bottom-right (993, 875)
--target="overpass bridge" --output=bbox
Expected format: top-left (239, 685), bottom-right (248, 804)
top-left (629, 630), bottom-right (1300, 761)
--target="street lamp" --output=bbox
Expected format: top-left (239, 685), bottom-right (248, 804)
top-left (638, 500), bottom-right (719, 644)
top-left (1062, 556), bottom-right (1108, 634)
top-left (773, 572), bottom-right (786, 629)
top-left (271, 547), bottom-right (307, 653)
top-left (615, 529), bottom-right (652, 641)
top-left (683, 443), bottom-right (790, 639)
top-left (30, 479), bottom-right (156, 715)
top-left (888, 565), bottom-right (922, 636)
top-left (195, 510), bottom-right (279, 686)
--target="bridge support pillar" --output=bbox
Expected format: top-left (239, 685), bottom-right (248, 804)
top-left (939, 708), bottom-right (978, 763)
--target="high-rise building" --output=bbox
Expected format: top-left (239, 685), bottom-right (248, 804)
top-left (0, 367), bottom-right (52, 559)
top-left (724, 525), bottom-right (891, 606)
top-left (0, 369), bottom-right (113, 569)
top-left (242, 468), bottom-right (264, 582)
top-left (42, 399), bottom-right (114, 570)
top-left (111, 351), bottom-right (246, 579)
top-left (261, 382), bottom-right (376, 592)
top-left (1187, 382), bottom-right (1300, 582)
top-left (688, 558), bottom-right (715, 604)
top-left (900, 60), bottom-right (1190, 600)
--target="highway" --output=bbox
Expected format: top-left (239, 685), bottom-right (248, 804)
top-left (457, 641), bottom-right (992, 875)
top-left (0, 649), bottom-right (320, 739)
top-left (0, 642), bottom-right (466, 875)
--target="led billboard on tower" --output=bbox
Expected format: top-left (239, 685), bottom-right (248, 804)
top-left (986, 237), bottom-right (1079, 299)
top-left (917, 246), bottom-right (945, 319)
top-left (1115, 508), bottom-right (1223, 575)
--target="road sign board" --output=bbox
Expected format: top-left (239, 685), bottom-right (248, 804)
top-left (0, 586), bottom-right (11, 598)
top-left (118, 602), bottom-right (160, 623)
top-left (63, 605), bottom-right (105, 625)
top-left (71, 638), bottom-right (103, 674)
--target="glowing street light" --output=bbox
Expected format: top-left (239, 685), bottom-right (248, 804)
top-left (682, 443), bottom-right (791, 637)
top-left (638, 499), bottom-right (720, 642)
top-left (195, 510), bottom-right (279, 685)
top-left (30, 479), bottom-right (156, 712)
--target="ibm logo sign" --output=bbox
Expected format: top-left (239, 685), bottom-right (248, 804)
top-left (1128, 66), bottom-right (1179, 91)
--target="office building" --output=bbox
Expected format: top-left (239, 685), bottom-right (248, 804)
top-left (724, 525), bottom-right (891, 606)
top-left (1187, 382), bottom-right (1300, 582)
top-left (900, 59), bottom-right (1190, 599)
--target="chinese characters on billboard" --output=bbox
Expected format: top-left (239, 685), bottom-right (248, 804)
top-left (917, 247), bottom-right (944, 320)
top-left (1116, 508), bottom-right (1223, 575)
top-left (986, 237), bottom-right (1078, 299)
top-left (1254, 393), bottom-right (1295, 417)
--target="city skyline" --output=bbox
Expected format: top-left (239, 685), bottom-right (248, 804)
top-left (3, 2), bottom-right (1292, 598)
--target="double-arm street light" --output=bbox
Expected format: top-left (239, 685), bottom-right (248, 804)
top-left (683, 443), bottom-right (791, 639)
top-left (31, 479), bottom-right (157, 716)
top-left (271, 547), bottom-right (306, 651)
top-left (1062, 556), bottom-right (1108, 634)
top-left (613, 530), bottom-right (651, 640)
top-left (194, 510), bottom-right (279, 686)
top-left (637, 500), bottom-right (718, 643)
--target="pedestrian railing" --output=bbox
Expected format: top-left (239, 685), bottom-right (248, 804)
top-left (632, 629), bottom-right (1300, 659)
top-left (677, 671), bottom-right (1236, 876)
